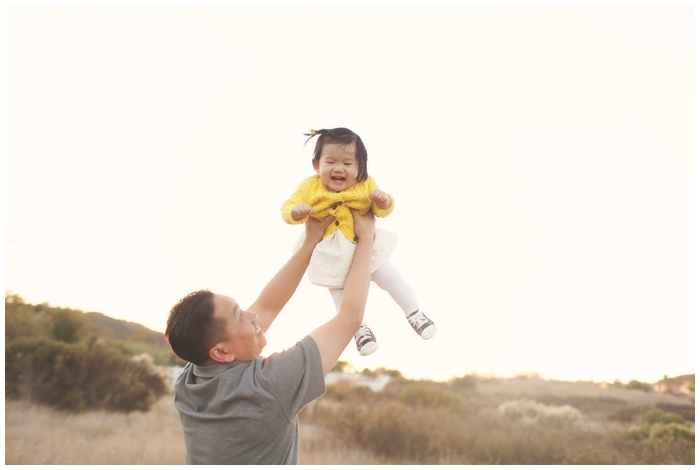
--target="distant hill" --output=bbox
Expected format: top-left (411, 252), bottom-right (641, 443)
top-left (83, 311), bottom-right (167, 346)
top-left (5, 294), bottom-right (178, 366)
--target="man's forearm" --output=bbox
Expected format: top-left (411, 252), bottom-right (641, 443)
top-left (337, 237), bottom-right (372, 321)
top-left (250, 238), bottom-right (316, 329)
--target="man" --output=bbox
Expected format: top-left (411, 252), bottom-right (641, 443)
top-left (165, 209), bottom-right (375, 464)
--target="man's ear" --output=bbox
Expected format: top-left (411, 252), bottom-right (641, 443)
top-left (209, 343), bottom-right (236, 363)
top-left (312, 159), bottom-right (319, 173)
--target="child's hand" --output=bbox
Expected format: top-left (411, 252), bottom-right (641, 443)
top-left (292, 203), bottom-right (314, 221)
top-left (369, 189), bottom-right (391, 210)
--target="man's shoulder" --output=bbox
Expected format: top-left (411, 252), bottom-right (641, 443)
top-left (266, 336), bottom-right (320, 367)
top-left (176, 337), bottom-right (322, 397)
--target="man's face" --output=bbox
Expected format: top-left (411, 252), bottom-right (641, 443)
top-left (211, 294), bottom-right (266, 361)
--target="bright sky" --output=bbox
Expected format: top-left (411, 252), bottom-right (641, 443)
top-left (4, 3), bottom-right (696, 384)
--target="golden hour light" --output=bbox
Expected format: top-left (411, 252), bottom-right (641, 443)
top-left (5, 3), bottom-right (694, 465)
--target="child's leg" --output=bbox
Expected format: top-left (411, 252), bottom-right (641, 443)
top-left (371, 260), bottom-right (419, 316)
top-left (372, 261), bottom-right (437, 339)
top-left (328, 288), bottom-right (378, 356)
top-left (328, 288), bottom-right (344, 312)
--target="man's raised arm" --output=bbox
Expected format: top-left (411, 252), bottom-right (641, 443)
top-left (309, 209), bottom-right (375, 374)
top-left (248, 215), bottom-right (333, 331)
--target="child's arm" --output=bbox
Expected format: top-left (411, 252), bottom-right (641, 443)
top-left (281, 179), bottom-right (313, 224)
top-left (369, 189), bottom-right (391, 210)
top-left (367, 177), bottom-right (395, 217)
top-left (291, 203), bottom-right (314, 221)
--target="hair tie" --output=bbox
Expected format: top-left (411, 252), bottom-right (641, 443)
top-left (303, 129), bottom-right (323, 145)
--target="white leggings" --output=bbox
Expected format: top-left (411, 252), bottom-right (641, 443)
top-left (328, 260), bottom-right (418, 318)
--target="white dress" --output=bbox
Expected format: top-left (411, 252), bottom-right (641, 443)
top-left (296, 228), bottom-right (398, 288)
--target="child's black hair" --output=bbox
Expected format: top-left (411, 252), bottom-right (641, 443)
top-left (305, 128), bottom-right (368, 182)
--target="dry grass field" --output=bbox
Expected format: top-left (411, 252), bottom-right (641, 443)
top-left (5, 397), bottom-right (186, 465)
top-left (4, 396), bottom-right (377, 465)
top-left (5, 375), bottom-right (695, 465)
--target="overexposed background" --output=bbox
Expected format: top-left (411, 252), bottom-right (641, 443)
top-left (4, 3), bottom-right (695, 383)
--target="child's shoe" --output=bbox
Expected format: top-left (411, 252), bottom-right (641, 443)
top-left (354, 323), bottom-right (379, 356)
top-left (407, 310), bottom-right (437, 340)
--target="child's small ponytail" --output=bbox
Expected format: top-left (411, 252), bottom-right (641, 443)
top-left (304, 129), bottom-right (323, 146)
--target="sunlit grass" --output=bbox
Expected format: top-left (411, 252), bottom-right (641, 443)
top-left (5, 375), bottom-right (695, 465)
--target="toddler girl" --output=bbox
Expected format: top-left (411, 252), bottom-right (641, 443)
top-left (281, 127), bottom-right (436, 355)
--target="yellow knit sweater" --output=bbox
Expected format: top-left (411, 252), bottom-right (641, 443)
top-left (281, 175), bottom-right (394, 243)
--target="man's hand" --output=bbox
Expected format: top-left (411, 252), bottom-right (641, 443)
top-left (310, 209), bottom-right (374, 375)
top-left (351, 208), bottom-right (375, 241)
top-left (304, 215), bottom-right (334, 245)
top-left (369, 189), bottom-right (391, 210)
top-left (292, 203), bottom-right (314, 221)
top-left (248, 216), bottom-right (331, 332)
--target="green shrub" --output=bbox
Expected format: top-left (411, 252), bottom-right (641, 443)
top-left (448, 374), bottom-right (477, 390)
top-left (49, 309), bottom-right (92, 343)
top-left (625, 408), bottom-right (695, 444)
top-left (624, 380), bottom-right (653, 393)
top-left (5, 337), bottom-right (167, 413)
top-left (5, 295), bottom-right (44, 341)
top-left (498, 399), bottom-right (584, 429)
top-left (398, 384), bottom-right (462, 410)
top-left (647, 423), bottom-right (695, 442)
top-left (641, 408), bottom-right (685, 426)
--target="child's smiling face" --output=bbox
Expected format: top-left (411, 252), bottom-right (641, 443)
top-left (313, 140), bottom-right (359, 192)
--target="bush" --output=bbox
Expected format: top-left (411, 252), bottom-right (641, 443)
top-left (647, 423), bottom-right (695, 442)
top-left (327, 401), bottom-right (468, 463)
top-left (6, 337), bottom-right (167, 413)
top-left (325, 380), bottom-right (374, 402)
top-left (642, 408), bottom-right (685, 426)
top-left (50, 309), bottom-right (91, 343)
top-left (626, 408), bottom-right (695, 444)
top-left (498, 399), bottom-right (585, 429)
top-left (624, 380), bottom-right (653, 393)
top-left (6, 296), bottom-right (95, 344)
top-left (448, 374), bottom-right (477, 390)
top-left (307, 380), bottom-right (695, 465)
top-left (5, 295), bottom-right (44, 341)
top-left (398, 384), bottom-right (462, 410)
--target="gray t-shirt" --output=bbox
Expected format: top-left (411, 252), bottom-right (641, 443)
top-left (173, 335), bottom-right (325, 465)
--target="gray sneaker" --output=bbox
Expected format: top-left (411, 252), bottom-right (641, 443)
top-left (354, 323), bottom-right (379, 356)
top-left (407, 310), bottom-right (437, 340)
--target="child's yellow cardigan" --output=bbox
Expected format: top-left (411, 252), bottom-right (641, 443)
top-left (281, 175), bottom-right (394, 243)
